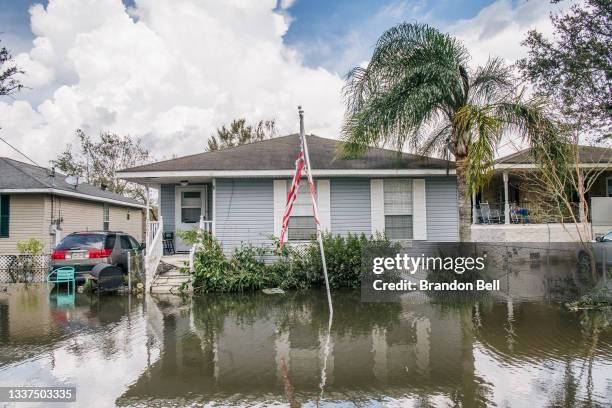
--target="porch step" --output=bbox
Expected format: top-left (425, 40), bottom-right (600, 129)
top-left (150, 266), bottom-right (192, 294)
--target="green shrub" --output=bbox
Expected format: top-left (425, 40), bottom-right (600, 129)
top-left (185, 231), bottom-right (399, 293)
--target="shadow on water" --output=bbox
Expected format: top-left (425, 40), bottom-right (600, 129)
top-left (0, 267), bottom-right (611, 407)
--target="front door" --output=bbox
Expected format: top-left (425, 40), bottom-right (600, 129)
top-left (175, 186), bottom-right (207, 252)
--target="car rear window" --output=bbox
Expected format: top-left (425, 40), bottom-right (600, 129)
top-left (56, 234), bottom-right (108, 250)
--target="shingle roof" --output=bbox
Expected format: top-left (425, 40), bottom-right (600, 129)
top-left (497, 145), bottom-right (612, 164)
top-left (120, 134), bottom-right (453, 173)
top-left (0, 157), bottom-right (144, 207)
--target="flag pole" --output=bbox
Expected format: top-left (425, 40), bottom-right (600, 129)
top-left (298, 106), bottom-right (333, 317)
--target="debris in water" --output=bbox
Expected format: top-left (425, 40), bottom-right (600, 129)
top-left (262, 288), bottom-right (285, 295)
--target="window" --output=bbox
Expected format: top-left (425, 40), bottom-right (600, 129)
top-left (181, 191), bottom-right (201, 223)
top-left (57, 234), bottom-right (106, 250)
top-left (128, 236), bottom-right (141, 250)
top-left (0, 195), bottom-right (9, 238)
top-left (384, 179), bottom-right (413, 240)
top-left (120, 235), bottom-right (133, 250)
top-left (288, 216), bottom-right (317, 241)
top-left (607, 177), bottom-right (612, 197)
top-left (288, 180), bottom-right (317, 241)
top-left (103, 204), bottom-right (110, 231)
top-left (105, 234), bottom-right (116, 250)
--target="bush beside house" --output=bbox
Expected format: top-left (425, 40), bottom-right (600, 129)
top-left (180, 230), bottom-right (399, 293)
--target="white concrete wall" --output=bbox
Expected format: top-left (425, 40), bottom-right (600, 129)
top-left (472, 223), bottom-right (612, 242)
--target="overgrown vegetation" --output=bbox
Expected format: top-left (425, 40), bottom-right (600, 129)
top-left (51, 129), bottom-right (152, 202)
top-left (179, 230), bottom-right (399, 293)
top-left (8, 238), bottom-right (44, 283)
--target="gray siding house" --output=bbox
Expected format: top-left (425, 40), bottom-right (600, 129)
top-left (117, 134), bottom-right (459, 255)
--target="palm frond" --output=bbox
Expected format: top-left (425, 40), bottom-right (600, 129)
top-left (455, 104), bottom-right (502, 194)
top-left (341, 23), bottom-right (468, 157)
top-left (469, 58), bottom-right (514, 105)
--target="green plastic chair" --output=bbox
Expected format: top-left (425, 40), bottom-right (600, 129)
top-left (48, 266), bottom-right (76, 291)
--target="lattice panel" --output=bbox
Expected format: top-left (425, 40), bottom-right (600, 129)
top-left (0, 255), bottom-right (50, 283)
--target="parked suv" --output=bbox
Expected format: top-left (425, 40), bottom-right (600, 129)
top-left (50, 231), bottom-right (143, 283)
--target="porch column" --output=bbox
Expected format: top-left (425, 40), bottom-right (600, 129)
top-left (503, 172), bottom-right (510, 224)
top-left (472, 192), bottom-right (478, 224)
top-left (145, 185), bottom-right (151, 245)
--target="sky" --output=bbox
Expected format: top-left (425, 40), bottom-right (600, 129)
top-left (0, 0), bottom-right (570, 166)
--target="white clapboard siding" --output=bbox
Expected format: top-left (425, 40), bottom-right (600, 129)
top-left (412, 179), bottom-right (427, 240)
top-left (370, 179), bottom-right (385, 234)
top-left (273, 179), bottom-right (286, 238)
top-left (317, 180), bottom-right (331, 232)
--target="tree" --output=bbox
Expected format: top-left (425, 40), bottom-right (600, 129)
top-left (0, 39), bottom-right (23, 97)
top-left (207, 118), bottom-right (277, 151)
top-left (341, 22), bottom-right (555, 241)
top-left (51, 129), bottom-right (151, 202)
top-left (517, 0), bottom-right (611, 141)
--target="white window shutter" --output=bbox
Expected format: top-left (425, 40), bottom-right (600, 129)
top-left (370, 179), bottom-right (385, 235)
top-left (317, 180), bottom-right (331, 232)
top-left (273, 179), bottom-right (286, 238)
top-left (412, 179), bottom-right (427, 240)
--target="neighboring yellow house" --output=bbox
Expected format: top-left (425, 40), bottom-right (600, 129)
top-left (0, 157), bottom-right (146, 255)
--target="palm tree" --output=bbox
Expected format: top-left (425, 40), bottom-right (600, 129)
top-left (342, 23), bottom-right (556, 241)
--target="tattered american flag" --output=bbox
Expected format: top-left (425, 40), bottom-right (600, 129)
top-left (279, 138), bottom-right (320, 248)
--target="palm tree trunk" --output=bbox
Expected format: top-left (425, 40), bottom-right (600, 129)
top-left (455, 156), bottom-right (472, 242)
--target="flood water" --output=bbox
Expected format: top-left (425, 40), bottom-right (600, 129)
top-left (1, 267), bottom-right (611, 407)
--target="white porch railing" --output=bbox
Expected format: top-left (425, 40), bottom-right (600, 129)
top-left (145, 216), bottom-right (163, 292)
top-left (188, 216), bottom-right (212, 272)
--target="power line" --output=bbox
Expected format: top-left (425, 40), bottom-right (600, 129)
top-left (0, 136), bottom-right (41, 167)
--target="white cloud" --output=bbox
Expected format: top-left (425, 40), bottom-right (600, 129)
top-left (449, 0), bottom-right (570, 68)
top-left (0, 0), bottom-right (344, 165)
top-left (0, 0), bottom-right (577, 165)
top-left (448, 0), bottom-right (574, 157)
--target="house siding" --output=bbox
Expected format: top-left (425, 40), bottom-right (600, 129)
top-left (330, 178), bottom-right (371, 236)
top-left (109, 206), bottom-right (144, 242)
top-left (160, 184), bottom-right (176, 234)
top-left (0, 194), bottom-right (47, 254)
top-left (425, 176), bottom-right (459, 241)
top-left (215, 178), bottom-right (274, 256)
top-left (210, 176), bottom-right (459, 256)
top-left (0, 193), bottom-right (144, 255)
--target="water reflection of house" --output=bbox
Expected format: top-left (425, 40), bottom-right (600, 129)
top-left (119, 294), bottom-right (476, 404)
top-left (0, 284), bottom-right (53, 343)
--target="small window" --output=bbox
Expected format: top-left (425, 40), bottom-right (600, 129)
top-left (0, 194), bottom-right (9, 238)
top-left (384, 179), bottom-right (413, 240)
top-left (181, 191), bottom-right (201, 223)
top-left (287, 181), bottom-right (317, 241)
top-left (120, 235), bottom-right (133, 250)
top-left (607, 177), bottom-right (612, 197)
top-left (103, 204), bottom-right (110, 231)
top-left (288, 216), bottom-right (317, 241)
top-left (105, 234), bottom-right (116, 250)
top-left (385, 215), bottom-right (413, 240)
top-left (127, 211), bottom-right (130, 220)
top-left (128, 236), bottom-right (140, 249)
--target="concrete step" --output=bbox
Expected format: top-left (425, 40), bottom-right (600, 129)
top-left (154, 275), bottom-right (190, 283)
top-left (150, 270), bottom-right (192, 294)
top-left (151, 284), bottom-right (186, 294)
top-left (159, 271), bottom-right (189, 278)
